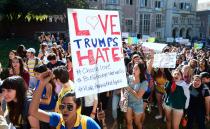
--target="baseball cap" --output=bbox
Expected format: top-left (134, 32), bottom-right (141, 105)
top-left (200, 72), bottom-right (210, 78)
top-left (27, 48), bottom-right (36, 53)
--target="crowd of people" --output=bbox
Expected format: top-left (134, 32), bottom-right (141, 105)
top-left (0, 32), bottom-right (209, 129)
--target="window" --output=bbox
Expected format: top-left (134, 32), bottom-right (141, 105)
top-left (140, 0), bottom-right (148, 7)
top-left (185, 3), bottom-right (191, 11)
top-left (139, 14), bottom-right (150, 35)
top-left (155, 1), bottom-right (161, 8)
top-left (180, 2), bottom-right (191, 10)
top-left (156, 14), bottom-right (162, 28)
top-left (126, 0), bottom-right (133, 5)
top-left (188, 18), bottom-right (192, 25)
top-left (107, 0), bottom-right (118, 4)
top-left (180, 2), bottom-right (184, 10)
top-left (125, 19), bottom-right (133, 32)
top-left (173, 17), bottom-right (179, 24)
top-left (174, 2), bottom-right (176, 8)
top-left (180, 17), bottom-right (185, 24)
top-left (156, 32), bottom-right (161, 38)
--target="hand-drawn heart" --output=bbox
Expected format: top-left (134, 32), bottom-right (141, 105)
top-left (86, 16), bottom-right (99, 29)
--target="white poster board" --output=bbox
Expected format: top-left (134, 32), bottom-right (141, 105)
top-left (153, 53), bottom-right (177, 68)
top-left (122, 32), bottom-right (129, 38)
top-left (141, 42), bottom-right (167, 53)
top-left (67, 9), bottom-right (127, 98)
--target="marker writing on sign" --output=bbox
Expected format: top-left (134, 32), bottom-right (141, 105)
top-left (76, 47), bottom-right (122, 66)
top-left (72, 13), bottom-right (121, 36)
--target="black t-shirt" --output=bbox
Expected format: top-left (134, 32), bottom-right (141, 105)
top-left (188, 84), bottom-right (210, 111)
top-left (47, 60), bottom-right (65, 70)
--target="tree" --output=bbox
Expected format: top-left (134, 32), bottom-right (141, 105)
top-left (0, 0), bottom-right (88, 21)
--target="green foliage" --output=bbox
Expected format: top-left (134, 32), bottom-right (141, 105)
top-left (0, 38), bottom-right (39, 67)
top-left (0, 0), bottom-right (88, 21)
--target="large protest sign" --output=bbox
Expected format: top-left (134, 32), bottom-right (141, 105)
top-left (153, 53), bottom-right (177, 68)
top-left (67, 9), bottom-right (127, 98)
top-left (141, 42), bottom-right (167, 53)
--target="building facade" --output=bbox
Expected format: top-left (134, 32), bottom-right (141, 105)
top-left (87, 0), bottom-right (198, 40)
top-left (197, 10), bottom-right (210, 39)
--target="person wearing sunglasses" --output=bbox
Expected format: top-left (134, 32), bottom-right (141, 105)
top-left (29, 71), bottom-right (100, 129)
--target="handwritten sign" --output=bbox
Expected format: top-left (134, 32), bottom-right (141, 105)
top-left (141, 42), bottom-right (167, 53)
top-left (153, 53), bottom-right (177, 68)
top-left (67, 9), bottom-right (127, 98)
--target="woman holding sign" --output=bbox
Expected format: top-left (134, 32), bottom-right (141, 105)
top-left (125, 62), bottom-right (148, 129)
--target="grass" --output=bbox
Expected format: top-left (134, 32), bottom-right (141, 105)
top-left (0, 38), bottom-right (39, 67)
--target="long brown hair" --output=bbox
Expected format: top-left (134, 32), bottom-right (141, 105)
top-left (2, 76), bottom-right (27, 125)
top-left (11, 56), bottom-right (26, 76)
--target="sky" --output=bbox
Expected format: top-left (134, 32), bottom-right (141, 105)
top-left (198, 0), bottom-right (209, 3)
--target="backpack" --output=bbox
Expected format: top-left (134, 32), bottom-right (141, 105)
top-left (56, 115), bottom-right (87, 129)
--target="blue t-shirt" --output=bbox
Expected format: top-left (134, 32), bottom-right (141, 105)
top-left (49, 112), bottom-right (101, 129)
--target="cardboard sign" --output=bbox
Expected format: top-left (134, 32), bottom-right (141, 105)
top-left (141, 42), bottom-right (167, 53)
top-left (67, 9), bottom-right (127, 98)
top-left (153, 53), bottom-right (177, 68)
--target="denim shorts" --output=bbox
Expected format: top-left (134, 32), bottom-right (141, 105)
top-left (128, 101), bottom-right (144, 114)
top-left (162, 103), bottom-right (183, 113)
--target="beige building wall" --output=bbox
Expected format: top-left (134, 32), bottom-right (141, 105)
top-left (87, 0), bottom-right (199, 40)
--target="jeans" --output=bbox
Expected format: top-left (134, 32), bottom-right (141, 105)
top-left (112, 93), bottom-right (120, 119)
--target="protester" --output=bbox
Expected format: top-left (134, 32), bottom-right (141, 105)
top-left (46, 53), bottom-right (65, 70)
top-left (16, 45), bottom-right (27, 61)
top-left (153, 68), bottom-right (167, 119)
top-left (125, 62), bottom-right (148, 129)
top-left (29, 71), bottom-right (100, 129)
top-left (8, 50), bottom-right (17, 68)
top-left (34, 64), bottom-right (57, 129)
top-left (81, 94), bottom-right (98, 120)
top-left (26, 48), bottom-right (42, 89)
top-left (10, 56), bottom-right (30, 89)
top-left (38, 43), bottom-right (49, 64)
top-left (53, 66), bottom-right (75, 113)
top-left (1, 76), bottom-right (39, 128)
top-left (66, 55), bottom-right (74, 81)
top-left (187, 75), bottom-right (210, 129)
top-left (163, 68), bottom-right (190, 129)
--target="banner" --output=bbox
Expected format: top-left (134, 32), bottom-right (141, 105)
top-left (141, 42), bottom-right (167, 53)
top-left (153, 53), bottom-right (177, 68)
top-left (67, 9), bottom-right (127, 98)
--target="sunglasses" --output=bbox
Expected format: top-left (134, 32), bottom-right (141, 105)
top-left (59, 104), bottom-right (74, 111)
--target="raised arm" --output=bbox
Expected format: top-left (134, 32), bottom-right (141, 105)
top-left (29, 71), bottom-right (53, 123)
top-left (147, 50), bottom-right (154, 74)
top-left (164, 68), bottom-right (173, 81)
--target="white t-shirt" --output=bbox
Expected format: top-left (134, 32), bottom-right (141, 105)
top-left (84, 94), bottom-right (98, 107)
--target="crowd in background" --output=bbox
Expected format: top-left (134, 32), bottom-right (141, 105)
top-left (0, 32), bottom-right (209, 129)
